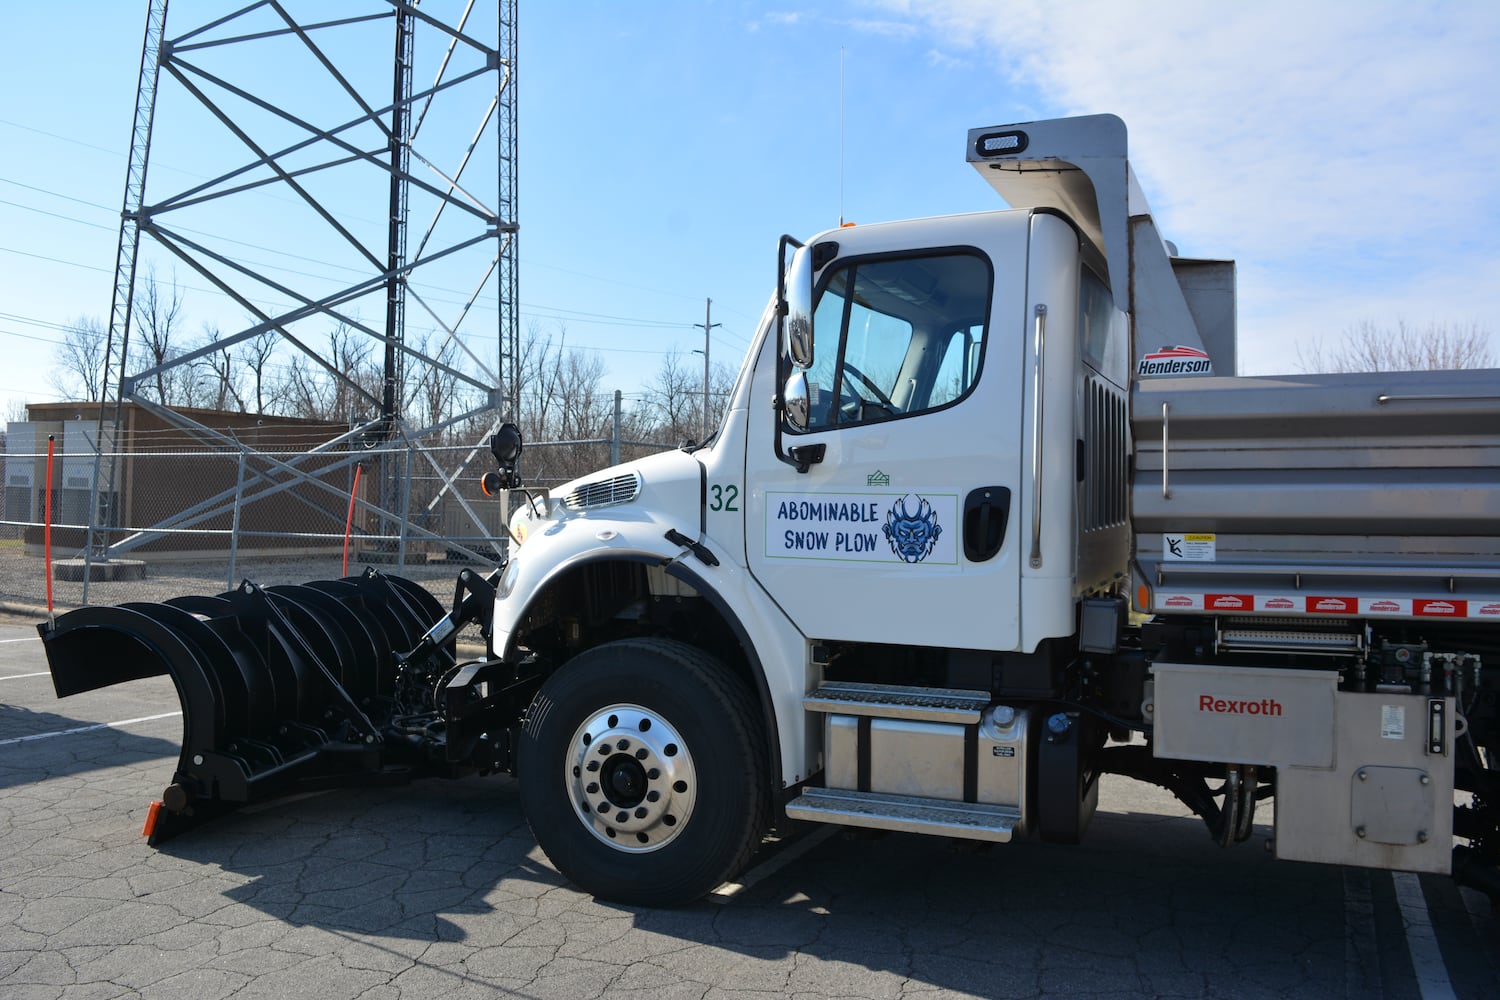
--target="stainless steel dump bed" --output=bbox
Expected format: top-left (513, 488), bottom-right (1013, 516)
top-left (1132, 369), bottom-right (1500, 619)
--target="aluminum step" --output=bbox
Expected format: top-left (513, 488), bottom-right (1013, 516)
top-left (785, 787), bottom-right (1020, 843)
top-left (803, 681), bottom-right (990, 723)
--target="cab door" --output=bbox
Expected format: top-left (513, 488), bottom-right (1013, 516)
top-left (744, 212), bottom-right (1034, 652)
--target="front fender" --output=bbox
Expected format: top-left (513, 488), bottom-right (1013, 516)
top-left (494, 517), bottom-right (816, 790)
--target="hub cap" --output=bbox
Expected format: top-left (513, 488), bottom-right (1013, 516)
top-left (565, 703), bottom-right (697, 852)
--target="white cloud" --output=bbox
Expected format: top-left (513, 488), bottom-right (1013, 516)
top-left (889, 0), bottom-right (1500, 371)
top-left (925, 47), bottom-right (965, 70)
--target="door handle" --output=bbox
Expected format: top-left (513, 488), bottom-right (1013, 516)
top-left (963, 486), bottom-right (1011, 562)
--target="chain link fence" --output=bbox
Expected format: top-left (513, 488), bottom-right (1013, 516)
top-left (0, 430), bottom-right (672, 616)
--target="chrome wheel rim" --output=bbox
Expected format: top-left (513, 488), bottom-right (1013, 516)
top-left (565, 703), bottom-right (697, 852)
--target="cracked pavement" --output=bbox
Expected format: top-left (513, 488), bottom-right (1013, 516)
top-left (2, 622), bottom-right (1497, 999)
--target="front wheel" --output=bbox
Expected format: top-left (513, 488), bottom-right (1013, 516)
top-left (517, 638), bottom-right (769, 906)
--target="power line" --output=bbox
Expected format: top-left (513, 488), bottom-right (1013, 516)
top-left (0, 117), bottom-right (121, 159)
top-left (1, 160), bottom-right (758, 344)
top-left (0, 198), bottom-right (116, 232)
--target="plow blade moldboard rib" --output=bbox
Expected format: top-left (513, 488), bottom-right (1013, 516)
top-left (38, 570), bottom-right (447, 844)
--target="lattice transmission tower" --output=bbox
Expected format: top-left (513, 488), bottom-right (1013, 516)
top-left (87, 0), bottom-right (518, 576)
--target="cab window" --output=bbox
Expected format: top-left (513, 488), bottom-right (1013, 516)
top-left (802, 251), bottom-right (991, 430)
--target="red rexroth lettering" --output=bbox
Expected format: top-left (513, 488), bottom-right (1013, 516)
top-left (1197, 694), bottom-right (1284, 717)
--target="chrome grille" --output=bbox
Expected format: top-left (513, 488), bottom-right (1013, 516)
top-left (562, 472), bottom-right (641, 511)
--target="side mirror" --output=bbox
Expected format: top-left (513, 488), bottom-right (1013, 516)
top-left (778, 238), bottom-right (813, 368)
top-left (783, 370), bottom-right (810, 431)
top-left (773, 236), bottom-right (824, 474)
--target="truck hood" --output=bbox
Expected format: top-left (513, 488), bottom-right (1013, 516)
top-left (515, 447), bottom-right (704, 546)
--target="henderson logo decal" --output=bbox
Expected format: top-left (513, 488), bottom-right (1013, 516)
top-left (1207, 594), bottom-right (1251, 610)
top-left (1137, 345), bottom-right (1213, 377)
top-left (1156, 591), bottom-right (1500, 619)
top-left (766, 491), bottom-right (958, 565)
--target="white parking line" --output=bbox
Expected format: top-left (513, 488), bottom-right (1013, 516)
top-left (0, 671), bottom-right (51, 681)
top-left (0, 711), bottom-right (182, 747)
top-left (709, 825), bottom-right (839, 901)
top-left (0, 636), bottom-right (41, 644)
top-left (1392, 871), bottom-right (1458, 1000)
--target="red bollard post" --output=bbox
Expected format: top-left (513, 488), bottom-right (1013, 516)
top-left (44, 434), bottom-right (55, 613)
top-left (343, 462), bottom-right (363, 576)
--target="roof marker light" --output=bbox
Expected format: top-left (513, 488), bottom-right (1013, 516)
top-left (974, 130), bottom-right (1028, 157)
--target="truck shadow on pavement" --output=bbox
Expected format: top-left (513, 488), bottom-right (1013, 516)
top-left (143, 777), bottom-right (1408, 998)
top-left (157, 775), bottom-right (561, 943)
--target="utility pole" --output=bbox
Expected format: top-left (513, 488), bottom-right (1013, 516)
top-left (694, 297), bottom-right (721, 440)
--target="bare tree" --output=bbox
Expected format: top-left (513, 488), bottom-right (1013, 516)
top-left (554, 350), bottom-right (610, 440)
top-left (640, 349), bottom-right (711, 445)
top-left (238, 329), bottom-right (278, 414)
top-left (516, 319), bottom-right (565, 441)
top-left (410, 332), bottom-right (467, 433)
top-left (1297, 320), bottom-right (1494, 373)
top-left (49, 316), bottom-right (109, 401)
top-left (132, 267), bottom-right (187, 404)
top-left (196, 322), bottom-right (246, 412)
top-left (272, 324), bottom-right (382, 421)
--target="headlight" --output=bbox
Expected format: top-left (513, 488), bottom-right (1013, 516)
top-left (496, 557), bottom-right (521, 598)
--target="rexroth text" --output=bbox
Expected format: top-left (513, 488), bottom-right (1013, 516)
top-left (1198, 695), bottom-right (1283, 716)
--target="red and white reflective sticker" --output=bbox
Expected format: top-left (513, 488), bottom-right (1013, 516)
top-left (1158, 592), bottom-right (1203, 610)
top-left (1153, 591), bottom-right (1498, 621)
top-left (1205, 593), bottom-right (1253, 611)
top-left (1255, 596), bottom-right (1299, 612)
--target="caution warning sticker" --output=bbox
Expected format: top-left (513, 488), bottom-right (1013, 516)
top-left (1163, 533), bottom-right (1216, 562)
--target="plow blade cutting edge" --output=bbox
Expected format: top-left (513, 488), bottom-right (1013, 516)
top-left (37, 570), bottom-right (461, 844)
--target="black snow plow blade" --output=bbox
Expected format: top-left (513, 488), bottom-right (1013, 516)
top-left (38, 570), bottom-right (459, 844)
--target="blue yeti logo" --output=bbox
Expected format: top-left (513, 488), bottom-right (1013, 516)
top-left (883, 495), bottom-right (942, 563)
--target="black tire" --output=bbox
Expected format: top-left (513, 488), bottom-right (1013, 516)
top-left (517, 638), bottom-right (769, 906)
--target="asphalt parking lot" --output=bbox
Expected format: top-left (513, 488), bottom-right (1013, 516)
top-left (2, 617), bottom-right (1497, 999)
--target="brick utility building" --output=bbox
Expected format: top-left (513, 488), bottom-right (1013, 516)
top-left (6, 402), bottom-right (360, 560)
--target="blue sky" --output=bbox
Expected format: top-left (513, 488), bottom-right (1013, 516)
top-left (2, 1), bottom-right (1497, 424)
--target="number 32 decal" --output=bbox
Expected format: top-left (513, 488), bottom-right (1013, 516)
top-left (709, 483), bottom-right (740, 512)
